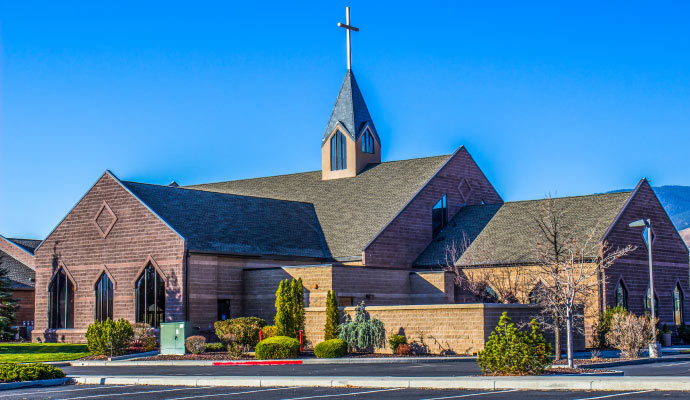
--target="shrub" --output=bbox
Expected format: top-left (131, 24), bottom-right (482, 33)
top-left (606, 312), bottom-right (656, 358)
top-left (338, 302), bottom-right (386, 353)
top-left (477, 312), bottom-right (552, 375)
top-left (678, 324), bottom-right (690, 344)
top-left (388, 334), bottom-right (407, 353)
top-left (133, 323), bottom-right (157, 351)
top-left (314, 339), bottom-right (347, 358)
top-left (185, 335), bottom-right (206, 354)
top-left (205, 342), bottom-right (225, 352)
top-left (228, 342), bottom-right (247, 359)
top-left (261, 325), bottom-right (277, 340)
top-left (214, 317), bottom-right (266, 347)
top-left (85, 318), bottom-right (135, 356)
top-left (397, 343), bottom-right (412, 356)
top-left (275, 278), bottom-right (305, 338)
top-left (140, 336), bottom-right (158, 352)
top-left (0, 363), bottom-right (65, 382)
top-left (324, 291), bottom-right (340, 340)
top-left (255, 336), bottom-right (300, 359)
top-left (591, 306), bottom-right (627, 348)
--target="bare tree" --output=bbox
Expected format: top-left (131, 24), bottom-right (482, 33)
top-left (533, 197), bottom-right (635, 368)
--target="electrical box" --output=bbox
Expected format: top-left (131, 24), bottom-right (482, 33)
top-left (160, 321), bottom-right (192, 355)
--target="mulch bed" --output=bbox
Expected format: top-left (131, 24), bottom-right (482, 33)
top-left (544, 367), bottom-right (617, 374)
top-left (140, 351), bottom-right (463, 361)
top-left (80, 347), bottom-right (154, 360)
top-left (552, 358), bottom-right (637, 366)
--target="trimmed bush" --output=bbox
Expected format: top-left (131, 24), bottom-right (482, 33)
top-left (388, 334), bottom-right (407, 353)
top-left (185, 335), bottom-right (206, 354)
top-left (85, 318), bottom-right (134, 356)
top-left (314, 339), bottom-right (347, 358)
top-left (261, 325), bottom-right (277, 339)
top-left (255, 336), bottom-right (300, 360)
top-left (205, 342), bottom-right (225, 352)
top-left (338, 302), bottom-right (386, 352)
top-left (477, 312), bottom-right (552, 375)
top-left (214, 317), bottom-right (266, 347)
top-left (0, 363), bottom-right (65, 382)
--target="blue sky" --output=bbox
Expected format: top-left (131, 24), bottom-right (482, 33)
top-left (1, 1), bottom-right (689, 239)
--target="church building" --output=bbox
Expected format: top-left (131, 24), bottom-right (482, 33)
top-left (26, 9), bottom-right (689, 351)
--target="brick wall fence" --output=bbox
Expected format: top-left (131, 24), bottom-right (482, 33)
top-left (304, 303), bottom-right (584, 355)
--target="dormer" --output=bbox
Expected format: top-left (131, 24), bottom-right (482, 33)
top-left (321, 70), bottom-right (381, 180)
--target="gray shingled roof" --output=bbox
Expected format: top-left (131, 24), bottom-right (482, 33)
top-left (0, 250), bottom-right (35, 289)
top-left (6, 238), bottom-right (41, 255)
top-left (321, 70), bottom-right (380, 146)
top-left (122, 182), bottom-right (331, 259)
top-left (188, 155), bottom-right (451, 258)
top-left (416, 192), bottom-right (632, 267)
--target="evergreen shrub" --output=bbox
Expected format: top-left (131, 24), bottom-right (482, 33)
top-left (388, 334), bottom-right (407, 353)
top-left (314, 339), bottom-right (347, 358)
top-left (214, 317), bottom-right (266, 347)
top-left (255, 336), bottom-right (300, 359)
top-left (205, 342), bottom-right (225, 352)
top-left (274, 278), bottom-right (305, 338)
top-left (477, 312), bottom-right (552, 375)
top-left (338, 302), bottom-right (386, 352)
top-left (185, 335), bottom-right (206, 354)
top-left (591, 306), bottom-right (627, 348)
top-left (0, 363), bottom-right (65, 382)
top-left (324, 291), bottom-right (340, 340)
top-left (261, 325), bottom-right (277, 339)
top-left (85, 319), bottom-right (134, 356)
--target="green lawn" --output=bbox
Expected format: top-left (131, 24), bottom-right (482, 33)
top-left (0, 343), bottom-right (89, 363)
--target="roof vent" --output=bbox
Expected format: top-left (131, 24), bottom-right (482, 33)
top-left (168, 181), bottom-right (179, 187)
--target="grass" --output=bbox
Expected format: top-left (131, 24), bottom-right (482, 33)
top-left (0, 343), bottom-right (89, 363)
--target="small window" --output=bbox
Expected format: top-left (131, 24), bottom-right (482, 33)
top-left (361, 129), bottom-right (374, 154)
top-left (432, 194), bottom-right (448, 236)
top-left (338, 296), bottom-right (353, 307)
top-left (49, 268), bottom-right (74, 329)
top-left (615, 281), bottom-right (628, 309)
top-left (94, 273), bottom-right (114, 322)
top-left (674, 284), bottom-right (684, 326)
top-left (644, 287), bottom-right (659, 314)
top-left (330, 130), bottom-right (347, 171)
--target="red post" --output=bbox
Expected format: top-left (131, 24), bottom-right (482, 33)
top-left (299, 330), bottom-right (303, 352)
top-left (259, 330), bottom-right (263, 342)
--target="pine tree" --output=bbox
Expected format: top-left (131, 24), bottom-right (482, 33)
top-left (324, 290), bottom-right (340, 340)
top-left (293, 278), bottom-right (305, 335)
top-left (275, 279), bottom-right (291, 337)
top-left (0, 255), bottom-right (18, 340)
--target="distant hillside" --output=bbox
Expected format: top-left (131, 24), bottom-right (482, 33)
top-left (681, 228), bottom-right (690, 248)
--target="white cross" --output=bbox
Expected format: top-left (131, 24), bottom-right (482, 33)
top-left (337, 7), bottom-right (359, 70)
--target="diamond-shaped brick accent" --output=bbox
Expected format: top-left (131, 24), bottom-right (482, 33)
top-left (93, 201), bottom-right (117, 238)
top-left (458, 178), bottom-right (474, 204)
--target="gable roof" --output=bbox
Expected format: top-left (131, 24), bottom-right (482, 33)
top-left (188, 154), bottom-right (452, 258)
top-left (416, 191), bottom-right (633, 267)
top-left (0, 249), bottom-right (35, 289)
top-left (321, 70), bottom-right (380, 146)
top-left (5, 238), bottom-right (41, 255)
top-left (121, 181), bottom-right (330, 259)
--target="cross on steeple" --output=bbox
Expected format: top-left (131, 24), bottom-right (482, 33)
top-left (337, 7), bottom-right (359, 70)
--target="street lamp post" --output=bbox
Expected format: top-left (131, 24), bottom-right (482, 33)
top-left (629, 218), bottom-right (660, 358)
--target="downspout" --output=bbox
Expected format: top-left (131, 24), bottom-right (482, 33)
top-left (184, 245), bottom-right (189, 322)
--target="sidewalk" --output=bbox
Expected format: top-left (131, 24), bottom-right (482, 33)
top-left (71, 356), bottom-right (475, 366)
top-left (70, 374), bottom-right (690, 391)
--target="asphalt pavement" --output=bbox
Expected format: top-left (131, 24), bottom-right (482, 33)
top-left (0, 384), bottom-right (686, 400)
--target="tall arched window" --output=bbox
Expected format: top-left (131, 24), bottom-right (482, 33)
top-left (362, 129), bottom-right (374, 154)
top-left (644, 287), bottom-right (659, 315)
top-left (615, 281), bottom-right (628, 309)
top-left (432, 194), bottom-right (448, 236)
top-left (95, 273), bottom-right (114, 322)
top-left (135, 264), bottom-right (165, 328)
top-left (49, 268), bottom-right (74, 329)
top-left (330, 130), bottom-right (347, 171)
top-left (674, 284), bottom-right (684, 326)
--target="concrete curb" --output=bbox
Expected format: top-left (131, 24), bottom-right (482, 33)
top-left (70, 356), bottom-right (473, 367)
top-left (0, 377), bottom-right (72, 391)
top-left (108, 351), bottom-right (159, 361)
top-left (69, 375), bottom-right (690, 391)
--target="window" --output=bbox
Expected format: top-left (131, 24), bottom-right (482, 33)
top-left (338, 296), bottom-right (354, 307)
top-left (330, 130), bottom-right (347, 171)
top-left (674, 284), bottom-right (684, 326)
top-left (49, 268), bottom-right (74, 329)
top-left (135, 263), bottom-right (165, 328)
top-left (615, 281), bottom-right (628, 309)
top-left (361, 129), bottom-right (374, 154)
top-left (94, 273), bottom-right (114, 322)
top-left (432, 194), bottom-right (448, 236)
top-left (644, 287), bottom-right (659, 314)
top-left (218, 299), bottom-right (231, 321)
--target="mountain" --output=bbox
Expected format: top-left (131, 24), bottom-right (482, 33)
top-left (681, 228), bottom-right (690, 248)
top-left (651, 186), bottom-right (690, 232)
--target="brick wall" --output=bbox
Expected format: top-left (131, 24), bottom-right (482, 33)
top-left (32, 173), bottom-right (186, 343)
top-left (13, 288), bottom-right (34, 326)
top-left (603, 180), bottom-right (690, 327)
top-left (304, 303), bottom-right (582, 355)
top-left (364, 147), bottom-right (503, 267)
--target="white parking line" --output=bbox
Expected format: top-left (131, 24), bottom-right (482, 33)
top-left (280, 388), bottom-right (403, 399)
top-left (0, 384), bottom-right (134, 398)
top-left (166, 387), bottom-right (298, 399)
top-left (60, 386), bottom-right (213, 399)
top-left (651, 361), bottom-right (690, 367)
top-left (421, 389), bottom-right (519, 400)
top-left (574, 390), bottom-right (654, 400)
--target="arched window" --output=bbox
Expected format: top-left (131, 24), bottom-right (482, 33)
top-left (674, 284), bottom-right (684, 326)
top-left (361, 129), bottom-right (374, 154)
top-left (49, 268), bottom-right (74, 329)
top-left (644, 287), bottom-right (659, 315)
top-left (135, 264), bottom-right (165, 328)
top-left (330, 130), bottom-right (347, 171)
top-left (615, 281), bottom-right (628, 309)
top-left (94, 273), bottom-right (114, 322)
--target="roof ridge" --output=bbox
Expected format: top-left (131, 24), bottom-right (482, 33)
top-left (503, 191), bottom-right (632, 205)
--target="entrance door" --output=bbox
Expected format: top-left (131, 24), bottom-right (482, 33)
top-left (217, 299), bottom-right (231, 321)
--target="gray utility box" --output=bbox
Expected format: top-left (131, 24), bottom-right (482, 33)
top-left (160, 321), bottom-right (192, 355)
